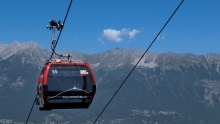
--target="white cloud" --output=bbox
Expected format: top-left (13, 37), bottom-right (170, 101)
top-left (129, 29), bottom-right (140, 39)
top-left (121, 28), bottom-right (129, 35)
top-left (102, 28), bottom-right (140, 42)
top-left (103, 29), bottom-right (122, 42)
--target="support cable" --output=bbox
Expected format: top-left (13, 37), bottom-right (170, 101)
top-left (50, 0), bottom-right (73, 59)
top-left (93, 0), bottom-right (184, 123)
top-left (25, 94), bottom-right (37, 124)
top-left (25, 0), bottom-right (73, 123)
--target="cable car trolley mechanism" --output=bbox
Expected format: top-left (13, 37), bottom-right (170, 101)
top-left (36, 20), bottom-right (96, 111)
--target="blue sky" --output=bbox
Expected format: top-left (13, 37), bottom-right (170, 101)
top-left (0, 0), bottom-right (219, 55)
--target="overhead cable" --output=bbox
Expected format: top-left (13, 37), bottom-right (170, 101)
top-left (93, 0), bottom-right (184, 123)
top-left (50, 0), bottom-right (73, 59)
top-left (25, 1), bottom-right (73, 123)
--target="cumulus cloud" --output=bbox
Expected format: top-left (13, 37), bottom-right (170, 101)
top-left (103, 29), bottom-right (122, 42)
top-left (129, 29), bottom-right (140, 39)
top-left (102, 28), bottom-right (140, 42)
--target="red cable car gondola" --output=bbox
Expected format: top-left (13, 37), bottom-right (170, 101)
top-left (37, 59), bottom-right (96, 110)
top-left (36, 20), bottom-right (96, 110)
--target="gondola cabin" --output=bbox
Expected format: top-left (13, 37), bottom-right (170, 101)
top-left (36, 59), bottom-right (96, 110)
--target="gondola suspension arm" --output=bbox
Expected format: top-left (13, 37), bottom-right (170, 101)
top-left (47, 20), bottom-right (72, 59)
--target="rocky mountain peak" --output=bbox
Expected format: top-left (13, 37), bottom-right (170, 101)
top-left (1, 41), bottom-right (220, 123)
top-left (0, 41), bottom-right (43, 60)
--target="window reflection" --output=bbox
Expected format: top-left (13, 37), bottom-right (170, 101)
top-left (47, 65), bottom-right (93, 91)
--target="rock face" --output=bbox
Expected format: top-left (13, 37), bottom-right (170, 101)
top-left (0, 41), bottom-right (220, 124)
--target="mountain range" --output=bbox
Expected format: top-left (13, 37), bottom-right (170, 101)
top-left (0, 41), bottom-right (220, 124)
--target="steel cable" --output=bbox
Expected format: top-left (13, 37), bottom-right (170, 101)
top-left (93, 0), bottom-right (184, 123)
top-left (25, 94), bottom-right (37, 124)
top-left (25, 0), bottom-right (73, 123)
top-left (50, 0), bottom-right (73, 59)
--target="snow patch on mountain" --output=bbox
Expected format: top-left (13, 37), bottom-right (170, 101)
top-left (91, 63), bottom-right (100, 68)
top-left (132, 54), bottom-right (158, 68)
top-left (10, 76), bottom-right (26, 90)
